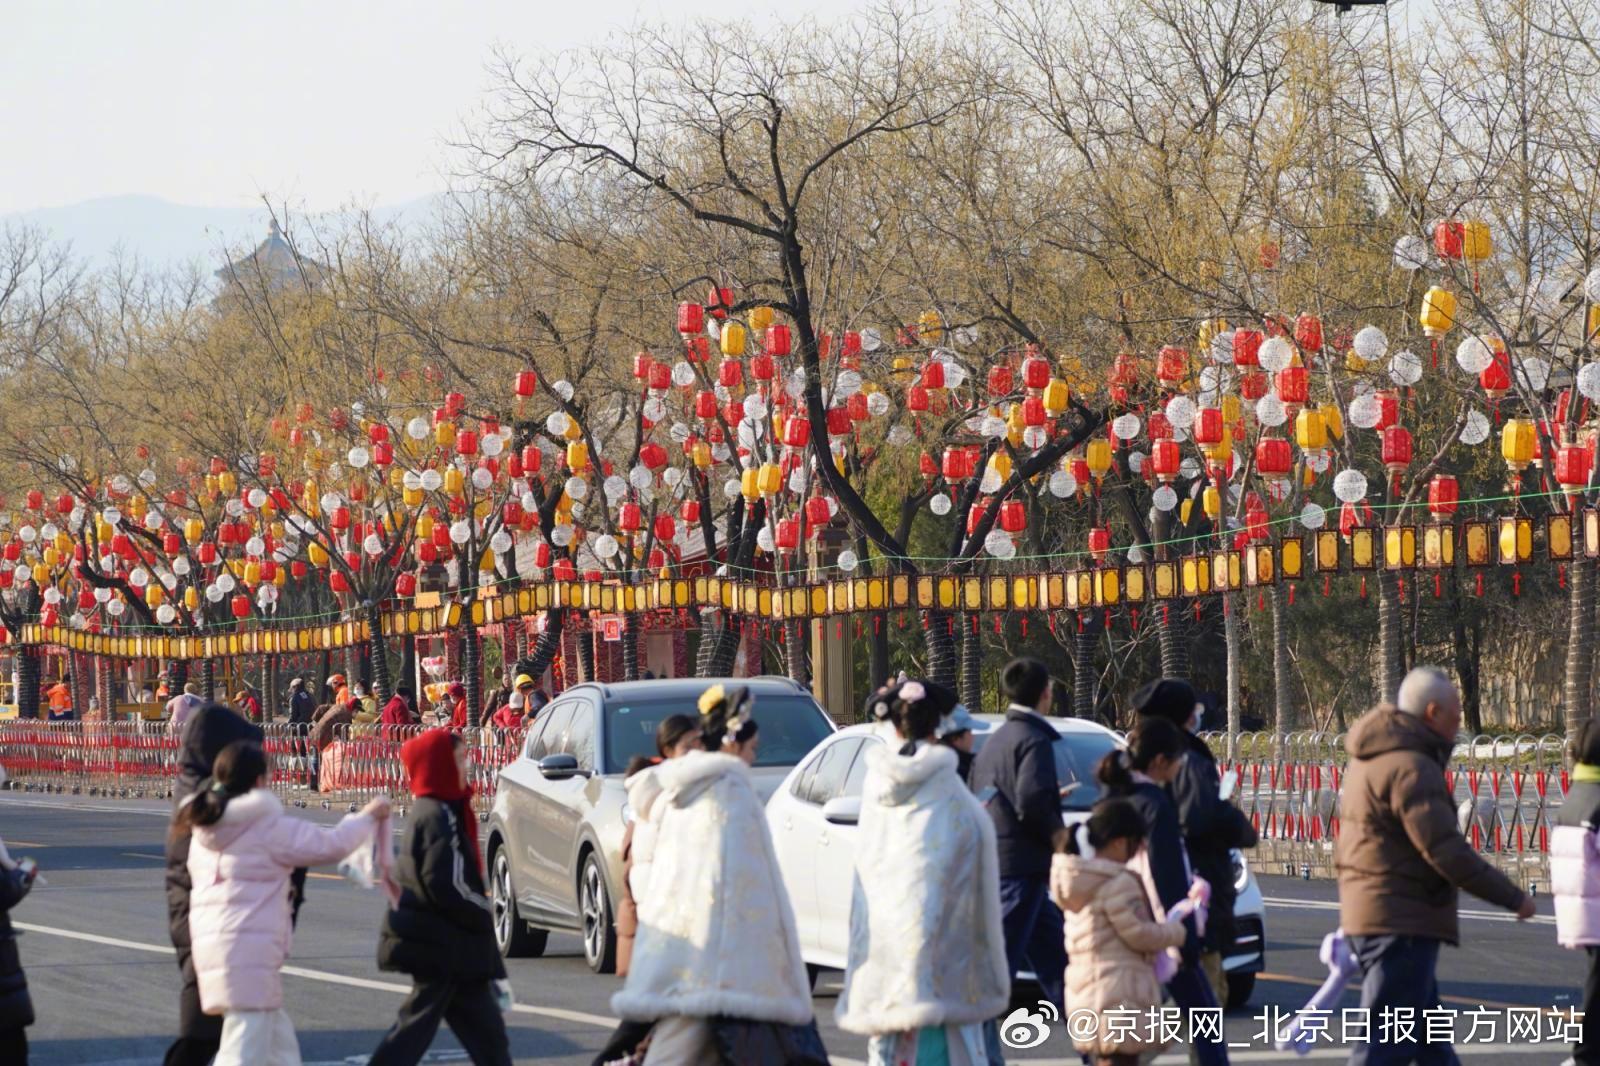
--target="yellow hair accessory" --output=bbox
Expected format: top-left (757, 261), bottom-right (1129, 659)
top-left (698, 684), bottom-right (726, 717)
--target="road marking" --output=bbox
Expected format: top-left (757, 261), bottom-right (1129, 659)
top-left (5, 840), bottom-right (46, 847)
top-left (15, 920), bottom-right (618, 1029)
top-left (0, 796), bottom-right (172, 816)
top-left (1257, 971), bottom-right (1567, 1013)
top-left (1261, 895), bottom-right (1555, 926)
top-left (120, 852), bottom-right (165, 861)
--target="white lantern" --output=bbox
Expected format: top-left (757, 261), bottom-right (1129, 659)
top-left (1393, 235), bottom-right (1429, 271)
top-left (1112, 414), bottom-right (1142, 441)
top-left (930, 493), bottom-right (952, 515)
top-left (1460, 409), bottom-right (1491, 446)
top-left (1165, 395), bottom-right (1197, 430)
top-left (1389, 349), bottom-right (1424, 386)
top-left (1353, 326), bottom-right (1388, 361)
top-left (1255, 395), bottom-right (1287, 427)
top-left (1152, 485), bottom-right (1178, 512)
top-left (1259, 336), bottom-right (1294, 373)
top-left (1299, 503), bottom-right (1327, 530)
top-left (1455, 336), bottom-right (1493, 375)
top-left (1333, 469), bottom-right (1368, 503)
top-left (837, 548), bottom-right (860, 572)
top-left (449, 521), bottom-right (471, 545)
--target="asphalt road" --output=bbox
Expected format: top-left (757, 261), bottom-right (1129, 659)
top-left (0, 794), bottom-right (1587, 1065)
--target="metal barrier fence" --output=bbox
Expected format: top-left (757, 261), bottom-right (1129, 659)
top-left (1201, 730), bottom-right (1569, 890)
top-left (0, 719), bottom-right (527, 817)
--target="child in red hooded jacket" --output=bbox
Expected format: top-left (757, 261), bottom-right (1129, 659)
top-left (368, 730), bottom-right (510, 1066)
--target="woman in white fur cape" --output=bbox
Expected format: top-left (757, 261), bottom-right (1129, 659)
top-left (837, 679), bottom-right (1011, 1066)
top-left (610, 685), bottom-right (827, 1066)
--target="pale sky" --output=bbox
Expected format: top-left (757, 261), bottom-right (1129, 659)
top-left (1, 0), bottom-right (870, 214)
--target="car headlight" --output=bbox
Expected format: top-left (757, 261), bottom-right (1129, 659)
top-left (1230, 849), bottom-right (1248, 892)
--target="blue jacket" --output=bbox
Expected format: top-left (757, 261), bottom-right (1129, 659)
top-left (970, 708), bottom-right (1065, 879)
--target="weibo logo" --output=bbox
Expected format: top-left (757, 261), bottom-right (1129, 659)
top-left (999, 1000), bottom-right (1059, 1049)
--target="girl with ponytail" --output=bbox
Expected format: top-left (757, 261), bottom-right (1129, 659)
top-left (185, 740), bottom-right (387, 1064)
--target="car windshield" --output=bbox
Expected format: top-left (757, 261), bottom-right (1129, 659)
top-left (603, 694), bottom-right (833, 774)
top-left (972, 728), bottom-right (1119, 811)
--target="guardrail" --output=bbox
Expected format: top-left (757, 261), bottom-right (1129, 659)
top-left (0, 719), bottom-right (526, 817)
top-left (1200, 730), bottom-right (1568, 890)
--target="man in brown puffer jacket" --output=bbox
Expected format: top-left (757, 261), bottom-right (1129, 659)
top-left (1336, 667), bottom-right (1534, 1066)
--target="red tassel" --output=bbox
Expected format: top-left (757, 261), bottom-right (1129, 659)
top-left (1103, 609), bottom-right (1111, 630)
top-left (854, 618), bottom-right (862, 637)
top-left (1257, 592), bottom-right (1265, 611)
top-left (1559, 565), bottom-right (1567, 589)
top-left (836, 621), bottom-right (844, 638)
top-left (1398, 577), bottom-right (1406, 604)
top-left (1323, 575), bottom-right (1331, 597)
top-left (1513, 571), bottom-right (1522, 596)
top-left (1287, 585), bottom-right (1295, 606)
top-left (1162, 605), bottom-right (1170, 626)
top-left (1434, 573), bottom-right (1442, 599)
top-left (1475, 572), bottom-right (1484, 597)
top-left (1128, 609), bottom-right (1138, 631)
top-left (1431, 337), bottom-right (1438, 368)
top-left (972, 615), bottom-right (980, 634)
top-left (1077, 613), bottom-right (1085, 633)
top-left (1193, 601), bottom-right (1203, 621)
top-left (874, 616), bottom-right (881, 634)
top-left (1360, 577), bottom-right (1367, 599)
top-left (1048, 614), bottom-right (1057, 634)
top-left (1021, 617), bottom-right (1028, 636)
top-left (993, 615), bottom-right (1001, 633)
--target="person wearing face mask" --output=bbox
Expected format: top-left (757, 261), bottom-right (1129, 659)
top-left (1133, 679), bottom-right (1257, 1007)
top-left (1098, 717), bottom-right (1226, 1066)
top-left (1336, 668), bottom-right (1533, 1066)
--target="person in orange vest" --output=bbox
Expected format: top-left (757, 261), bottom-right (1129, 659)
top-left (448, 683), bottom-right (468, 729)
top-left (46, 677), bottom-right (72, 721)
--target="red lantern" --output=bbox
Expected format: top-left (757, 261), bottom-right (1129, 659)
top-left (1022, 396), bottom-right (1046, 426)
top-left (1087, 525), bottom-right (1110, 559)
top-left (24, 490), bottom-right (42, 511)
top-left (706, 286), bottom-right (733, 317)
top-left (805, 496), bottom-right (831, 525)
top-left (987, 365), bottom-right (1014, 396)
top-left (1000, 500), bottom-right (1026, 533)
top-left (1147, 411), bottom-right (1172, 440)
top-left (532, 542), bottom-right (552, 569)
top-left (784, 417), bottom-right (812, 448)
top-left (751, 353), bottom-right (776, 380)
top-left (372, 441), bottom-right (393, 467)
top-left (942, 448), bottom-right (970, 481)
top-left (1381, 425), bottom-right (1413, 474)
top-left (552, 558), bottom-right (577, 582)
top-left (680, 500), bottom-right (701, 524)
top-left (1374, 392), bottom-right (1399, 432)
top-left (653, 514), bottom-right (676, 542)
top-left (775, 517), bottom-right (800, 550)
top-left (1295, 314), bottom-right (1323, 354)
top-left (1480, 351), bottom-right (1511, 399)
top-left (765, 324), bottom-right (791, 357)
top-left (633, 352), bottom-right (653, 379)
top-left (395, 572), bottom-right (417, 598)
top-left (1239, 371), bottom-right (1268, 401)
top-left (617, 503), bottom-right (642, 532)
top-left (921, 361), bottom-right (946, 390)
top-left (1156, 346), bottom-right (1188, 386)
top-left (1150, 439), bottom-right (1181, 482)
top-left (695, 391), bottom-right (718, 420)
top-left (826, 407), bottom-right (853, 436)
top-left (1433, 220), bottom-right (1464, 260)
top-left (1276, 366), bottom-right (1309, 406)
top-left (1196, 408), bottom-right (1224, 445)
top-left (514, 370), bottom-right (538, 398)
top-left (1022, 356), bottom-right (1050, 391)
top-left (847, 392), bottom-right (869, 421)
top-left (1255, 437), bottom-right (1292, 479)
top-left (718, 359), bottom-right (743, 388)
top-left (648, 362), bottom-right (673, 392)
top-left (906, 385), bottom-right (929, 412)
top-left (456, 429), bottom-right (479, 457)
top-left (1427, 474), bottom-right (1459, 520)
top-left (677, 302), bottom-right (704, 335)
top-left (520, 445), bottom-right (542, 475)
top-left (1233, 329), bottom-right (1263, 368)
top-left (639, 441), bottom-right (668, 470)
top-left (1556, 445), bottom-right (1593, 491)
top-left (686, 336), bottom-right (711, 363)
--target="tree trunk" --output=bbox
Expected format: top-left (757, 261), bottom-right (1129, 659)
top-left (400, 635), bottom-right (417, 700)
top-left (1224, 592), bottom-right (1242, 762)
top-left (1565, 554), bottom-right (1594, 746)
top-left (923, 610), bottom-right (956, 687)
top-left (201, 658), bottom-right (216, 700)
top-left (265, 655), bottom-right (279, 722)
top-left (366, 603), bottom-right (391, 705)
top-left (1072, 611), bottom-right (1098, 719)
top-left (959, 612), bottom-right (983, 713)
top-left (708, 612), bottom-right (742, 676)
top-left (868, 613), bottom-right (889, 690)
top-left (695, 610), bottom-right (719, 677)
top-left (1152, 509), bottom-right (1190, 681)
top-left (576, 625), bottom-right (596, 682)
top-left (523, 610), bottom-right (564, 679)
top-left (1269, 582), bottom-right (1294, 734)
top-left (621, 612), bottom-right (640, 681)
top-left (1375, 569), bottom-right (1404, 704)
top-left (783, 620), bottom-right (809, 685)
top-left (461, 620), bottom-right (482, 726)
top-left (17, 648), bottom-right (40, 719)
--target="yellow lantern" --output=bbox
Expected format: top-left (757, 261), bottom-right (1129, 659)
top-left (416, 514), bottom-right (434, 541)
top-left (41, 547), bottom-right (57, 568)
top-left (1042, 379), bottom-right (1069, 416)
top-left (435, 422), bottom-right (456, 448)
top-left (443, 468), bottom-right (464, 496)
top-left (1179, 499), bottom-right (1194, 525)
top-left (273, 566), bottom-right (287, 587)
top-left (989, 451), bottom-right (1013, 482)
top-left (1323, 403), bottom-right (1344, 441)
top-left (566, 440), bottom-right (589, 473)
top-left (1294, 408), bottom-right (1327, 451)
top-left (184, 586), bottom-right (200, 610)
top-left (145, 585), bottom-right (163, 608)
top-left (1419, 287), bottom-right (1456, 338)
top-left (563, 417), bottom-right (583, 441)
top-left (54, 531), bottom-right (71, 555)
top-left (184, 518), bottom-right (204, 544)
top-left (403, 486), bottom-right (423, 507)
top-left (692, 441), bottom-right (712, 468)
top-left (128, 496), bottom-right (147, 522)
top-left (720, 321), bottom-right (748, 357)
top-left (740, 467), bottom-right (760, 501)
top-left (1501, 418), bottom-right (1535, 470)
top-left (891, 356), bottom-right (914, 374)
top-left (1220, 395), bottom-right (1242, 425)
top-left (1346, 348), bottom-right (1369, 372)
top-left (749, 306), bottom-right (774, 332)
top-left (1204, 435), bottom-right (1233, 464)
top-left (1085, 438), bottom-right (1112, 480)
top-left (96, 520), bottom-right (113, 544)
top-left (243, 561), bottom-right (261, 587)
top-left (308, 542), bottom-right (330, 566)
top-left (479, 549), bottom-right (496, 573)
top-left (217, 471), bottom-right (237, 495)
top-left (1589, 305), bottom-right (1600, 341)
top-left (1198, 318), bottom-right (1228, 350)
top-left (1202, 485), bottom-right (1222, 519)
top-left (918, 310), bottom-right (943, 343)
top-left (757, 462), bottom-right (782, 496)
top-left (1462, 220), bottom-right (1492, 261)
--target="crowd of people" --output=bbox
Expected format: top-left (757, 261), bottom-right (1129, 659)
top-left (0, 660), bottom-right (1589, 1064)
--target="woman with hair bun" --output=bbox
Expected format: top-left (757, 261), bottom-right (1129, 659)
top-left (609, 685), bottom-right (827, 1065)
top-left (839, 678), bottom-right (1010, 1065)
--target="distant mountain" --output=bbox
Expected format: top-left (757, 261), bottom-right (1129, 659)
top-left (0, 194), bottom-right (445, 273)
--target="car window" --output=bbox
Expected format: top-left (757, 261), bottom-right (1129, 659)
top-left (841, 737), bottom-right (882, 799)
top-left (528, 702), bottom-right (574, 761)
top-left (790, 743), bottom-right (828, 802)
top-left (806, 737), bottom-right (862, 805)
top-left (603, 693), bottom-right (833, 773)
top-left (970, 727), bottom-right (1120, 811)
top-left (562, 702), bottom-right (597, 771)
top-left (522, 708), bottom-right (555, 759)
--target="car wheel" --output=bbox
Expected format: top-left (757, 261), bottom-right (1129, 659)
top-left (1226, 971), bottom-right (1256, 1010)
top-left (580, 852), bottom-right (618, 974)
top-left (492, 847), bottom-right (548, 958)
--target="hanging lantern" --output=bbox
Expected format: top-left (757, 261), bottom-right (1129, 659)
top-left (1295, 408), bottom-right (1327, 452)
top-left (805, 496), bottom-right (831, 526)
top-left (1239, 371), bottom-right (1268, 401)
top-left (1087, 525), bottom-right (1110, 559)
top-left (1381, 425), bottom-right (1414, 475)
top-left (999, 500), bottom-right (1026, 533)
top-left (1480, 350), bottom-right (1511, 400)
top-left (921, 361), bottom-right (946, 390)
top-left (1232, 329), bottom-right (1263, 368)
top-left (784, 417), bottom-right (812, 447)
top-left (906, 385), bottom-right (930, 412)
top-left (1150, 439), bottom-right (1181, 482)
top-left (720, 322), bottom-right (748, 357)
top-left (677, 302), bottom-right (705, 335)
top-left (1276, 365), bottom-right (1309, 407)
top-left (764, 324), bottom-right (791, 357)
top-left (1501, 418), bottom-right (1536, 471)
top-left (1042, 379), bottom-right (1069, 415)
top-left (1462, 220), bottom-right (1492, 262)
top-left (1556, 445), bottom-right (1593, 493)
top-left (1427, 474), bottom-right (1459, 520)
top-left (1294, 314), bottom-right (1323, 354)
top-left (1255, 437), bottom-right (1293, 480)
top-left (617, 503), bottom-right (642, 532)
top-left (1195, 407), bottom-right (1224, 445)
top-left (1084, 439), bottom-right (1113, 481)
top-left (1419, 287), bottom-right (1456, 338)
top-left (1433, 220), bottom-right (1465, 259)
top-left (1156, 346), bottom-right (1188, 386)
top-left (775, 517), bottom-right (800, 550)
top-left (566, 440), bottom-right (590, 472)
top-left (1022, 355), bottom-right (1051, 391)
top-left (988, 365), bottom-right (1014, 396)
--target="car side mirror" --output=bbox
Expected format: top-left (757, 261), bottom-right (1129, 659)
top-left (821, 796), bottom-right (861, 825)
top-left (538, 753), bottom-right (584, 780)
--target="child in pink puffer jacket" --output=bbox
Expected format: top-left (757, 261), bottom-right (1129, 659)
top-left (184, 739), bottom-right (387, 1066)
top-left (1552, 717), bottom-right (1600, 1066)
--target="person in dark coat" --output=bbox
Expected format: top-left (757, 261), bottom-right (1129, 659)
top-left (1099, 716), bottom-right (1229, 1066)
top-left (0, 769), bottom-right (38, 1066)
top-left (936, 705), bottom-right (978, 783)
top-left (967, 657), bottom-right (1068, 1016)
top-left (163, 703), bottom-right (264, 1066)
top-left (287, 678), bottom-right (315, 726)
top-left (1134, 679), bottom-right (1258, 1004)
top-left (369, 729), bottom-right (510, 1066)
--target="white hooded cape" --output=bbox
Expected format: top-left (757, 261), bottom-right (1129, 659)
top-left (611, 751), bottom-right (813, 1026)
top-left (835, 743), bottom-right (1011, 1035)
